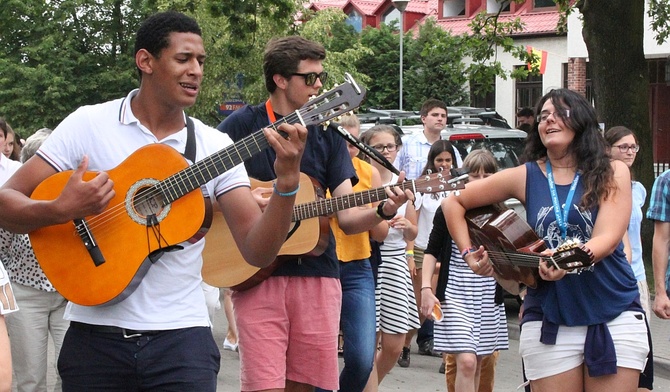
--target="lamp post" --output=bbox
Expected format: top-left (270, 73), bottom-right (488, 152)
top-left (392, 0), bottom-right (410, 116)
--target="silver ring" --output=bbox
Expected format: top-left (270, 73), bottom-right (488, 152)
top-left (475, 261), bottom-right (480, 268)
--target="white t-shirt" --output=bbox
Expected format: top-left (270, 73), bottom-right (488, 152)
top-left (0, 153), bottom-right (21, 186)
top-left (37, 90), bottom-right (250, 330)
top-left (413, 192), bottom-right (445, 249)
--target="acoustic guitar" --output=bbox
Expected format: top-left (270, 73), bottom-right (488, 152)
top-left (202, 170), bottom-right (466, 291)
top-left (465, 205), bottom-right (593, 288)
top-left (28, 75), bottom-right (366, 306)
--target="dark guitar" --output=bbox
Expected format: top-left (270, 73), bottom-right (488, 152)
top-left (28, 75), bottom-right (366, 306)
top-left (202, 171), bottom-right (466, 291)
top-left (465, 205), bottom-right (593, 288)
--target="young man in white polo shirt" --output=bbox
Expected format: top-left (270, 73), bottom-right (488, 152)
top-left (0, 11), bottom-right (306, 391)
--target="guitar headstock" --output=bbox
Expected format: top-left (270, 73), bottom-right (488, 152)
top-left (552, 238), bottom-right (594, 272)
top-left (300, 73), bottom-right (367, 127)
top-left (411, 170), bottom-right (467, 195)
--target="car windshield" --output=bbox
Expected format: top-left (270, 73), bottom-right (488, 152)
top-left (450, 137), bottom-right (525, 170)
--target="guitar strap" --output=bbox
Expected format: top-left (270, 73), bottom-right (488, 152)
top-left (183, 116), bottom-right (213, 244)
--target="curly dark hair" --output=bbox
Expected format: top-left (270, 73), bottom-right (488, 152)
top-left (522, 88), bottom-right (615, 210)
top-left (263, 36), bottom-right (326, 94)
top-left (134, 11), bottom-right (202, 78)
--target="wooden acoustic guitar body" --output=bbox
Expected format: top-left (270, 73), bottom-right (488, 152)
top-left (29, 144), bottom-right (205, 306)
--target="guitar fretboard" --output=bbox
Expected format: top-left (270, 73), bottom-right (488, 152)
top-left (151, 77), bottom-right (365, 204)
top-left (292, 179), bottom-right (421, 221)
top-left (160, 129), bottom-right (274, 203)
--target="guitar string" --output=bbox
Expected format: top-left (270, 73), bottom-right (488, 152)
top-left (292, 176), bottom-right (451, 220)
top-left (74, 103), bottom-right (327, 237)
top-left (73, 84), bottom-right (362, 239)
top-left (485, 250), bottom-right (579, 269)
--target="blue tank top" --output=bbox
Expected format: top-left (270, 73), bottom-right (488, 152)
top-left (523, 162), bottom-right (638, 326)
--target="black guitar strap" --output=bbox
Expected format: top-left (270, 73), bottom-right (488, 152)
top-left (182, 116), bottom-right (214, 244)
top-left (184, 116), bottom-right (196, 163)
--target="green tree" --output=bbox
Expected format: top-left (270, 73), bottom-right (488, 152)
top-left (298, 8), bottom-right (372, 95)
top-left (0, 0), bottom-right (148, 136)
top-left (357, 22), bottom-right (404, 110)
top-left (403, 19), bottom-right (470, 109)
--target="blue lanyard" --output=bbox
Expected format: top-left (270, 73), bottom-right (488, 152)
top-left (546, 161), bottom-right (580, 240)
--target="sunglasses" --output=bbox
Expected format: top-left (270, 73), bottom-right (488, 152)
top-left (291, 72), bottom-right (328, 86)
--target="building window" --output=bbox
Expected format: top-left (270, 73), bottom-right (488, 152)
top-left (648, 57), bottom-right (669, 85)
top-left (562, 62), bottom-right (595, 106)
top-left (487, 0), bottom-right (510, 13)
top-left (534, 0), bottom-right (556, 8)
top-left (383, 6), bottom-right (401, 27)
top-left (346, 9), bottom-right (363, 32)
top-left (470, 82), bottom-right (496, 109)
top-left (516, 65), bottom-right (543, 110)
top-left (443, 0), bottom-right (466, 17)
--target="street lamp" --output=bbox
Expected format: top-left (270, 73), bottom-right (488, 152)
top-left (392, 0), bottom-right (410, 116)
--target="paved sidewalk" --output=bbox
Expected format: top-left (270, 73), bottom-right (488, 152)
top-left (31, 296), bottom-right (670, 391)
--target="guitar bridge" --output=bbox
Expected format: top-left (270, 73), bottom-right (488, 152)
top-left (74, 218), bottom-right (105, 266)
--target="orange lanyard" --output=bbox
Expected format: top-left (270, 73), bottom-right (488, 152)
top-left (265, 100), bottom-right (277, 123)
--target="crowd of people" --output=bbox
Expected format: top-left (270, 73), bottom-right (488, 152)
top-left (0, 9), bottom-right (665, 392)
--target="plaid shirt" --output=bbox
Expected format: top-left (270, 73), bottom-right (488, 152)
top-left (647, 169), bottom-right (670, 222)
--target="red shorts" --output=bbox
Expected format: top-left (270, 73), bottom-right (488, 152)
top-left (232, 276), bottom-right (342, 391)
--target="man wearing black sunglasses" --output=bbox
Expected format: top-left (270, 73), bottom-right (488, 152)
top-left (217, 36), bottom-right (413, 392)
top-left (291, 71), bottom-right (328, 87)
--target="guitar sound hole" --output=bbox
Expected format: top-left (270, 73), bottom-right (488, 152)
top-left (133, 186), bottom-right (165, 217)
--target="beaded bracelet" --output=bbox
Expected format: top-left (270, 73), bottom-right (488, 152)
top-left (273, 183), bottom-right (300, 197)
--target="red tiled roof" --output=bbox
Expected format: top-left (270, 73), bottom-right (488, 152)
top-left (405, 0), bottom-right (439, 14)
top-left (307, 1), bottom-right (559, 36)
top-left (308, 0), bottom-right (348, 11)
top-left (436, 10), bottom-right (560, 36)
top-left (351, 1), bottom-right (385, 15)
top-left (309, 0), bottom-right (438, 16)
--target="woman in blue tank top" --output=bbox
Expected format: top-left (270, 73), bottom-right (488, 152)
top-left (442, 89), bottom-right (648, 392)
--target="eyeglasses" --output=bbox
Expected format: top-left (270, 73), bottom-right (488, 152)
top-left (612, 143), bottom-right (640, 153)
top-left (291, 72), bottom-right (328, 86)
top-left (538, 109), bottom-right (570, 123)
top-left (371, 144), bottom-right (398, 152)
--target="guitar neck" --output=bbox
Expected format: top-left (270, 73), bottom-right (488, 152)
top-left (160, 128), bottom-right (272, 203)
top-left (293, 179), bottom-right (418, 221)
top-left (156, 76), bottom-right (366, 204)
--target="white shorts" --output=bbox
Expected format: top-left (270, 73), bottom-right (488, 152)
top-left (520, 311), bottom-right (649, 380)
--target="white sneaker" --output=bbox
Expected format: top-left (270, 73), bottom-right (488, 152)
top-left (223, 338), bottom-right (238, 352)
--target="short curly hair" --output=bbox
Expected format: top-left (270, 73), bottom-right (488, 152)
top-left (134, 11), bottom-right (201, 78)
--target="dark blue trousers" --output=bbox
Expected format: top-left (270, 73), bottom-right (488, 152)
top-left (58, 325), bottom-right (220, 391)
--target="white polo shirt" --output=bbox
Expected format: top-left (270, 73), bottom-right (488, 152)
top-left (37, 90), bottom-right (250, 330)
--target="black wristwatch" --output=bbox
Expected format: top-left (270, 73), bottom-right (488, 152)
top-left (376, 201), bottom-right (396, 220)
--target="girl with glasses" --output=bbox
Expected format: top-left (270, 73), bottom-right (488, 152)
top-left (360, 125), bottom-right (420, 387)
top-left (444, 89), bottom-right (648, 392)
top-left (604, 126), bottom-right (653, 391)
